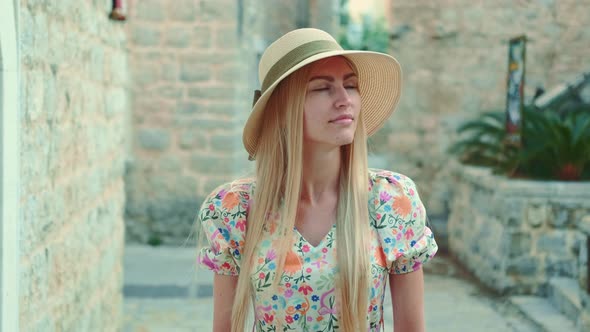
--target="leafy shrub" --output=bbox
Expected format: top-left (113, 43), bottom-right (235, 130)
top-left (338, 3), bottom-right (389, 53)
top-left (450, 107), bottom-right (590, 181)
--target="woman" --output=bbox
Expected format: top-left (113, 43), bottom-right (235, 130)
top-left (197, 28), bottom-right (438, 332)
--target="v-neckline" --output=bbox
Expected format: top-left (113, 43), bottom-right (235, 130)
top-left (293, 223), bottom-right (336, 248)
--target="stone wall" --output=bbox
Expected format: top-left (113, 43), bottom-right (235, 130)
top-left (124, 0), bottom-right (256, 244)
top-left (124, 0), bottom-right (340, 245)
top-left (376, 0), bottom-right (590, 222)
top-left (447, 163), bottom-right (590, 295)
top-left (19, 0), bottom-right (128, 330)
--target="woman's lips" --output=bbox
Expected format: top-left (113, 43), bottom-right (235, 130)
top-left (330, 114), bottom-right (354, 124)
top-left (330, 118), bottom-right (353, 124)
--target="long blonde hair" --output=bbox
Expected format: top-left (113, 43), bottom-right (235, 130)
top-left (231, 60), bottom-right (372, 332)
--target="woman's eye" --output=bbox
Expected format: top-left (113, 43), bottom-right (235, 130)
top-left (345, 85), bottom-right (358, 90)
top-left (312, 87), bottom-right (329, 92)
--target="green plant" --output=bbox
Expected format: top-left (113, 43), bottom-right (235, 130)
top-left (519, 109), bottom-right (590, 180)
top-left (448, 111), bottom-right (511, 168)
top-left (450, 107), bottom-right (590, 181)
top-left (339, 14), bottom-right (389, 53)
top-left (147, 234), bottom-right (163, 246)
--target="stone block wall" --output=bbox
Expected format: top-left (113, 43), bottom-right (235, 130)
top-left (124, 0), bottom-right (256, 244)
top-left (124, 0), bottom-right (340, 244)
top-left (447, 163), bottom-right (590, 295)
top-left (377, 0), bottom-right (590, 221)
top-left (19, 0), bottom-right (128, 330)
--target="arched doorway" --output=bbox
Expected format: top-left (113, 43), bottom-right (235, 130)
top-left (0, 0), bottom-right (20, 330)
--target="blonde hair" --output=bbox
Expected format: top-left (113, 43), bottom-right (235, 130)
top-left (231, 59), bottom-right (371, 332)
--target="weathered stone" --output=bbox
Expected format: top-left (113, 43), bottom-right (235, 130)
top-left (506, 232), bottom-right (532, 258)
top-left (189, 154), bottom-right (234, 174)
top-left (165, 28), bottom-right (191, 48)
top-left (176, 102), bottom-right (200, 115)
top-left (133, 62), bottom-right (160, 86)
top-left (180, 52), bottom-right (236, 66)
top-left (573, 208), bottom-right (590, 225)
top-left (215, 64), bottom-right (245, 82)
top-left (175, 175), bottom-right (200, 198)
top-left (527, 204), bottom-right (549, 228)
top-left (138, 128), bottom-right (170, 151)
top-left (210, 134), bottom-right (238, 151)
top-left (107, 52), bottom-right (128, 86)
top-left (200, 0), bottom-right (237, 21)
top-left (154, 85), bottom-right (183, 99)
top-left (161, 62), bottom-right (178, 82)
top-left (188, 86), bottom-right (234, 99)
top-left (158, 155), bottom-right (182, 172)
top-left (545, 256), bottom-right (576, 277)
top-left (168, 0), bottom-right (196, 21)
top-left (180, 63), bottom-right (211, 82)
top-left (207, 102), bottom-right (239, 116)
top-left (577, 232), bottom-right (588, 290)
top-left (580, 216), bottom-right (590, 235)
top-left (131, 26), bottom-right (161, 46)
top-left (506, 257), bottom-right (540, 277)
top-left (551, 207), bottom-right (572, 228)
top-left (179, 131), bottom-right (207, 150)
top-left (192, 26), bottom-right (212, 48)
top-left (104, 88), bottom-right (127, 118)
top-left (174, 117), bottom-right (232, 129)
top-left (536, 232), bottom-right (568, 256)
top-left (89, 44), bottom-right (104, 82)
top-left (136, 0), bottom-right (165, 21)
top-left (498, 198), bottom-right (526, 229)
top-left (20, 1), bottom-right (128, 329)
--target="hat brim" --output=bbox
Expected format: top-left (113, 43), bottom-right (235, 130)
top-left (243, 50), bottom-right (402, 158)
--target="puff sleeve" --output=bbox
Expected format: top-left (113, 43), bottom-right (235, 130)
top-left (370, 170), bottom-right (438, 274)
top-left (197, 182), bottom-right (251, 276)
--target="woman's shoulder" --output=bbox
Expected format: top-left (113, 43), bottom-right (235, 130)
top-left (202, 177), bottom-right (255, 212)
top-left (368, 168), bottom-right (418, 194)
top-left (206, 177), bottom-right (255, 198)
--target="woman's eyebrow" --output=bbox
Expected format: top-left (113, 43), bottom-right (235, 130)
top-left (343, 72), bottom-right (357, 80)
top-left (308, 72), bottom-right (357, 82)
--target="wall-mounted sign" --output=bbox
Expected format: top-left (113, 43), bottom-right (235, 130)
top-left (505, 35), bottom-right (526, 146)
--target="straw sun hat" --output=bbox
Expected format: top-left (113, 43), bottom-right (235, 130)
top-left (243, 28), bottom-right (402, 160)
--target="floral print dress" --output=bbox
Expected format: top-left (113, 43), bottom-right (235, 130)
top-left (198, 169), bottom-right (438, 331)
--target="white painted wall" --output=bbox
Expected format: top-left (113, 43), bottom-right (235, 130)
top-left (0, 0), bottom-right (20, 331)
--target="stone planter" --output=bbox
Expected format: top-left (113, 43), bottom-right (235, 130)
top-left (447, 162), bottom-right (590, 296)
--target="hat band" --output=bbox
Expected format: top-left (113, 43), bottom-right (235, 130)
top-left (261, 39), bottom-right (343, 92)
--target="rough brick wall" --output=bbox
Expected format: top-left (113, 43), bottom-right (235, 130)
top-left (19, 0), bottom-right (128, 330)
top-left (124, 0), bottom-right (254, 244)
top-left (124, 0), bottom-right (340, 244)
top-left (373, 0), bottom-right (590, 220)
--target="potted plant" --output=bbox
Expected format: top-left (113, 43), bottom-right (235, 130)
top-left (450, 106), bottom-right (590, 181)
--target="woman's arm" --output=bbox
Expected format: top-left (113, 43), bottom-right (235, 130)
top-left (389, 268), bottom-right (425, 332)
top-left (213, 274), bottom-right (239, 332)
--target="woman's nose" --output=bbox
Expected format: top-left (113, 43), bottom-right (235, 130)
top-left (334, 85), bottom-right (352, 108)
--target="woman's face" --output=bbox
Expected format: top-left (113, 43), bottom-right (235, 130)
top-left (303, 56), bottom-right (361, 149)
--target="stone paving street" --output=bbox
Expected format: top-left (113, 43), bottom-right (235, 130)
top-left (123, 245), bottom-right (540, 332)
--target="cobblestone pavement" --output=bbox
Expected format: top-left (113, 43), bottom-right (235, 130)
top-left (123, 245), bottom-right (539, 331)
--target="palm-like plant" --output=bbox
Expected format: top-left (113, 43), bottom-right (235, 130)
top-left (519, 109), bottom-right (590, 180)
top-left (450, 106), bottom-right (590, 181)
top-left (448, 111), bottom-right (515, 169)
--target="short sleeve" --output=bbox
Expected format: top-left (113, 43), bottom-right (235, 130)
top-left (197, 181), bottom-right (251, 276)
top-left (370, 170), bottom-right (438, 274)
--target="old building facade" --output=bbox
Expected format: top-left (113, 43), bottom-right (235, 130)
top-left (10, 0), bottom-right (590, 330)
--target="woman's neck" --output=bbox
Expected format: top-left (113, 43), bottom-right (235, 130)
top-left (300, 146), bottom-right (341, 206)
